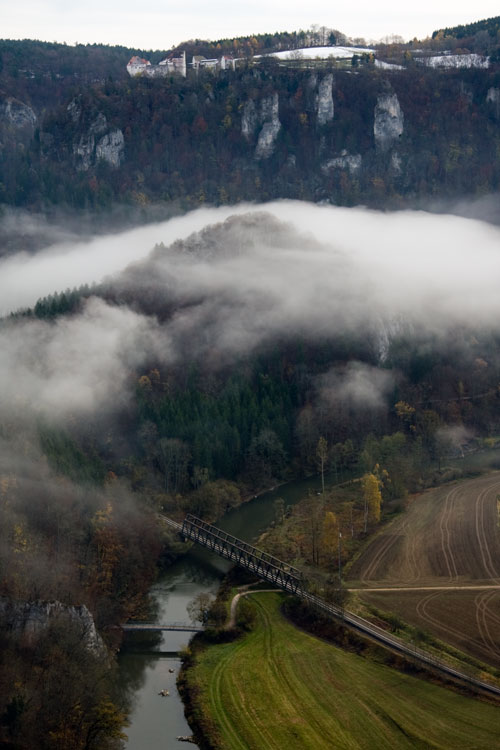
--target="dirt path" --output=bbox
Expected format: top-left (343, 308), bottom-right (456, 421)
top-left (350, 584), bottom-right (500, 592)
top-left (227, 587), bottom-right (279, 629)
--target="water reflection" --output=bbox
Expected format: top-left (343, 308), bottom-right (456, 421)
top-left (120, 471), bottom-right (334, 749)
top-left (120, 548), bottom-right (224, 749)
top-left (120, 654), bottom-right (190, 749)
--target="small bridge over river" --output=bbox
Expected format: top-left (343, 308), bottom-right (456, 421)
top-left (155, 513), bottom-right (500, 698)
top-left (122, 622), bottom-right (204, 633)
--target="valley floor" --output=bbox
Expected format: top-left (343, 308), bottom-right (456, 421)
top-left (185, 592), bottom-right (499, 749)
top-left (349, 472), bottom-right (500, 668)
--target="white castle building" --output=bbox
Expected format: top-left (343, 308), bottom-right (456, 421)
top-left (127, 52), bottom-right (236, 78)
top-left (127, 52), bottom-right (187, 78)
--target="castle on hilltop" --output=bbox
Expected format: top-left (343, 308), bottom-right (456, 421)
top-left (126, 52), bottom-right (236, 78)
top-left (127, 52), bottom-right (187, 77)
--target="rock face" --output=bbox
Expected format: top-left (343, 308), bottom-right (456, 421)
top-left (322, 150), bottom-right (362, 174)
top-left (242, 93), bottom-right (281, 159)
top-left (74, 134), bottom-right (96, 171)
top-left (487, 87), bottom-right (500, 119)
top-left (391, 152), bottom-right (402, 175)
top-left (255, 94), bottom-right (281, 159)
top-left (96, 129), bottom-right (125, 167)
top-left (317, 74), bottom-right (334, 125)
top-left (374, 93), bottom-right (404, 150)
top-left (375, 315), bottom-right (409, 361)
top-left (241, 100), bottom-right (258, 139)
top-left (0, 97), bottom-right (37, 130)
top-left (73, 113), bottom-right (124, 170)
top-left (0, 597), bottom-right (105, 656)
top-left (67, 98), bottom-right (82, 124)
top-left (0, 97), bottom-right (37, 148)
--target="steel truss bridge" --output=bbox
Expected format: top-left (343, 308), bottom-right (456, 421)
top-left (159, 513), bottom-right (500, 698)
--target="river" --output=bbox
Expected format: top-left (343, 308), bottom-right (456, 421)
top-left (119, 473), bottom-right (327, 749)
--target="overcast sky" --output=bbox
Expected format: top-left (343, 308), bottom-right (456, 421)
top-left (2, 2), bottom-right (499, 50)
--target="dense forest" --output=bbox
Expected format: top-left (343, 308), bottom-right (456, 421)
top-left (433, 15), bottom-right (500, 44)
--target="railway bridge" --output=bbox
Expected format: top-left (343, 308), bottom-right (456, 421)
top-left (157, 513), bottom-right (500, 698)
top-left (163, 513), bottom-right (305, 594)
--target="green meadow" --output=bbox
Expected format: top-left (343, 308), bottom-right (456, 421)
top-left (188, 593), bottom-right (499, 749)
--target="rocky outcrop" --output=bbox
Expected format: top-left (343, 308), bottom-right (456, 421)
top-left (374, 93), bottom-right (404, 150)
top-left (391, 152), bottom-right (402, 175)
top-left (322, 150), bottom-right (362, 174)
top-left (487, 87), bottom-right (500, 119)
top-left (73, 113), bottom-right (124, 170)
top-left (0, 97), bottom-right (37, 130)
top-left (67, 98), bottom-right (82, 124)
top-left (74, 134), bottom-right (96, 171)
top-left (255, 94), bottom-right (281, 159)
top-left (0, 597), bottom-right (105, 656)
top-left (96, 129), bottom-right (125, 167)
top-left (0, 97), bottom-right (37, 148)
top-left (89, 112), bottom-right (108, 138)
top-left (241, 99), bottom-right (258, 139)
top-left (317, 74), bottom-right (334, 126)
top-left (242, 93), bottom-right (281, 159)
top-left (375, 315), bottom-right (409, 361)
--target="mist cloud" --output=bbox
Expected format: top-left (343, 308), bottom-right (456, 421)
top-left (0, 298), bottom-right (164, 419)
top-left (113, 203), bottom-right (500, 359)
top-left (316, 363), bottom-right (395, 410)
top-left (3, 200), bottom-right (500, 421)
top-left (0, 205), bottom-right (252, 315)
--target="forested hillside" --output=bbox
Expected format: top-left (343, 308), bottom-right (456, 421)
top-left (432, 16), bottom-right (500, 40)
top-left (14, 210), bottom-right (500, 502)
top-left (1, 39), bottom-right (500, 215)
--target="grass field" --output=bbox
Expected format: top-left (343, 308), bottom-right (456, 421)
top-left (347, 473), bottom-right (500, 668)
top-left (188, 593), bottom-right (500, 749)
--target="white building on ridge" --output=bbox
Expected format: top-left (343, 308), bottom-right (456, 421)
top-left (127, 52), bottom-right (187, 78)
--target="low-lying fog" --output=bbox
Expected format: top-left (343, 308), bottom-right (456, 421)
top-left (2, 200), bottom-right (500, 420)
top-left (2, 201), bottom-right (500, 317)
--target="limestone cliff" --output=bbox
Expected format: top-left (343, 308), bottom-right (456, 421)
top-left (374, 93), bottom-right (404, 150)
top-left (487, 87), bottom-right (500, 119)
top-left (316, 74), bottom-right (334, 126)
top-left (242, 93), bottom-right (281, 159)
top-left (241, 99), bottom-right (258, 139)
top-left (0, 597), bottom-right (106, 656)
top-left (1, 97), bottom-right (37, 130)
top-left (73, 113), bottom-right (124, 171)
top-left (255, 94), bottom-right (281, 159)
top-left (0, 97), bottom-right (37, 148)
top-left (96, 130), bottom-right (125, 167)
top-left (322, 151), bottom-right (362, 174)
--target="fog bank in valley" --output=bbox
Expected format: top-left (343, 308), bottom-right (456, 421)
top-left (0, 205), bottom-right (249, 315)
top-left (2, 200), bottom-right (500, 422)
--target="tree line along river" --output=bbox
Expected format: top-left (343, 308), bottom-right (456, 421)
top-left (119, 473), bottom-right (327, 749)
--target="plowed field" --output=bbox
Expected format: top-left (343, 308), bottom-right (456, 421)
top-left (349, 473), bottom-right (500, 667)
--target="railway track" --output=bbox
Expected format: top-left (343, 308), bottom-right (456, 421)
top-left (160, 512), bottom-right (500, 698)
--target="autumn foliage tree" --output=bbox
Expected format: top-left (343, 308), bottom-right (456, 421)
top-left (361, 472), bottom-right (383, 531)
top-left (320, 510), bottom-right (339, 566)
top-left (316, 436), bottom-right (328, 493)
